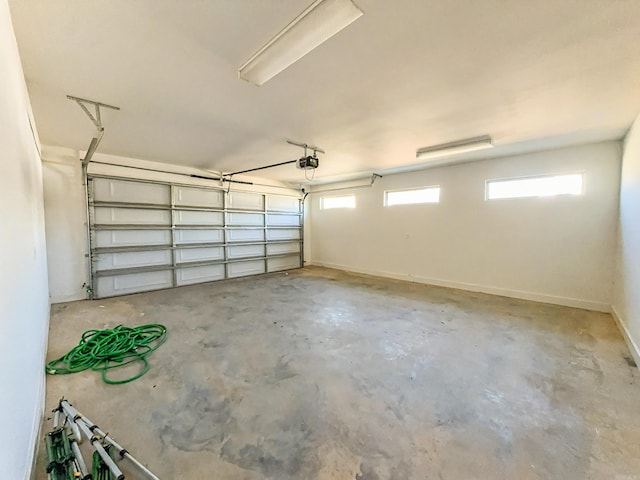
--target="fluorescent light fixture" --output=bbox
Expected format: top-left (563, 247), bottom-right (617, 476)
top-left (239, 0), bottom-right (363, 86)
top-left (416, 135), bottom-right (493, 161)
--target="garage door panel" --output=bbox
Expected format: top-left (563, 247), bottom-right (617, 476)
top-left (267, 256), bottom-right (301, 272)
top-left (227, 212), bottom-right (264, 226)
top-left (95, 250), bottom-right (172, 270)
top-left (266, 228), bottom-right (300, 241)
top-left (227, 244), bottom-right (264, 259)
top-left (174, 186), bottom-right (223, 208)
top-left (227, 229), bottom-right (265, 243)
top-left (95, 229), bottom-right (171, 248)
top-left (176, 264), bottom-right (225, 285)
top-left (228, 192), bottom-right (264, 210)
top-left (93, 178), bottom-right (169, 205)
top-left (228, 260), bottom-right (265, 278)
top-left (89, 176), bottom-right (302, 298)
top-left (176, 246), bottom-right (224, 263)
top-left (267, 242), bottom-right (300, 255)
top-left (265, 195), bottom-right (299, 213)
top-left (266, 214), bottom-right (300, 226)
top-left (174, 210), bottom-right (223, 226)
top-left (96, 270), bottom-right (173, 297)
top-left (175, 229), bottom-right (224, 244)
top-left (94, 207), bottom-right (170, 225)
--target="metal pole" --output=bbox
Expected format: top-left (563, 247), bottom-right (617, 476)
top-left (70, 440), bottom-right (91, 480)
top-left (305, 173), bottom-right (382, 195)
top-left (53, 409), bottom-right (61, 429)
top-left (62, 404), bottom-right (82, 444)
top-left (299, 196), bottom-right (305, 267)
top-left (83, 129), bottom-right (104, 167)
top-left (170, 185), bottom-right (177, 288)
top-left (75, 419), bottom-right (125, 480)
top-left (286, 139), bottom-right (325, 154)
top-left (66, 95), bottom-right (120, 113)
top-left (61, 400), bottom-right (159, 480)
top-left (68, 94), bottom-right (119, 299)
top-left (85, 160), bottom-right (254, 185)
top-left (54, 401), bottom-right (91, 478)
top-left (88, 425), bottom-right (160, 480)
top-left (83, 163), bottom-right (94, 299)
top-left (225, 158), bottom-right (297, 176)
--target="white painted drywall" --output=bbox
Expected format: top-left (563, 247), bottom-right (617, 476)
top-left (0, 1), bottom-right (50, 477)
top-left (42, 147), bottom-right (89, 302)
top-left (41, 149), bottom-right (303, 302)
top-left (309, 142), bottom-right (621, 311)
top-left (613, 114), bottom-right (640, 363)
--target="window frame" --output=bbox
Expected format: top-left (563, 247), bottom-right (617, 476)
top-left (320, 194), bottom-right (356, 210)
top-left (383, 185), bottom-right (441, 207)
top-left (484, 172), bottom-right (584, 201)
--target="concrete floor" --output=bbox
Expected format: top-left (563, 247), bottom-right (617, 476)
top-left (37, 266), bottom-right (640, 479)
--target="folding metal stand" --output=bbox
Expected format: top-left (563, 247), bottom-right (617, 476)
top-left (45, 399), bottom-right (160, 480)
top-left (46, 403), bottom-right (90, 480)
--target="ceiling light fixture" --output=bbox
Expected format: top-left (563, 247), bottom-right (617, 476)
top-left (238, 0), bottom-right (363, 86)
top-left (416, 135), bottom-right (493, 161)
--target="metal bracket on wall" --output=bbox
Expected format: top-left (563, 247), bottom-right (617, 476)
top-left (286, 139), bottom-right (325, 156)
top-left (67, 95), bottom-right (120, 166)
top-left (68, 95), bottom-right (119, 300)
top-left (304, 173), bottom-right (382, 195)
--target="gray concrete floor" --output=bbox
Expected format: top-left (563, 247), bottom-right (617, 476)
top-left (37, 266), bottom-right (640, 479)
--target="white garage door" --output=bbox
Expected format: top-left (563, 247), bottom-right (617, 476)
top-left (88, 176), bottom-right (302, 298)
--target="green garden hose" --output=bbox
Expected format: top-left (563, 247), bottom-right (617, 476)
top-left (46, 324), bottom-right (167, 384)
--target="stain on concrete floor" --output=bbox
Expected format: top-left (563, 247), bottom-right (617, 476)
top-left (37, 267), bottom-right (640, 479)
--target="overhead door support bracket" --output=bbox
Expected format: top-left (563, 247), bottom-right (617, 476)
top-left (68, 95), bottom-right (120, 299)
top-left (67, 95), bottom-right (120, 166)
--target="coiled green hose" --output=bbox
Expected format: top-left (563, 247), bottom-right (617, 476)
top-left (45, 324), bottom-right (167, 384)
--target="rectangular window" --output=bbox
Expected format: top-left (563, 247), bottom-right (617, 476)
top-left (486, 173), bottom-right (583, 200)
top-left (320, 194), bottom-right (356, 210)
top-left (384, 186), bottom-right (440, 206)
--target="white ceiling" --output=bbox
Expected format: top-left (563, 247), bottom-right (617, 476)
top-left (8, 0), bottom-right (640, 183)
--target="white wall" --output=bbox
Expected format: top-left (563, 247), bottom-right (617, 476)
top-left (42, 147), bottom-right (88, 302)
top-left (308, 142), bottom-right (621, 311)
top-left (42, 150), bottom-right (302, 302)
top-left (613, 114), bottom-right (640, 363)
top-left (0, 1), bottom-right (50, 477)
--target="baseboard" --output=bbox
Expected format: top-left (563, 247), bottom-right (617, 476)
top-left (611, 306), bottom-right (640, 368)
top-left (309, 261), bottom-right (610, 312)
